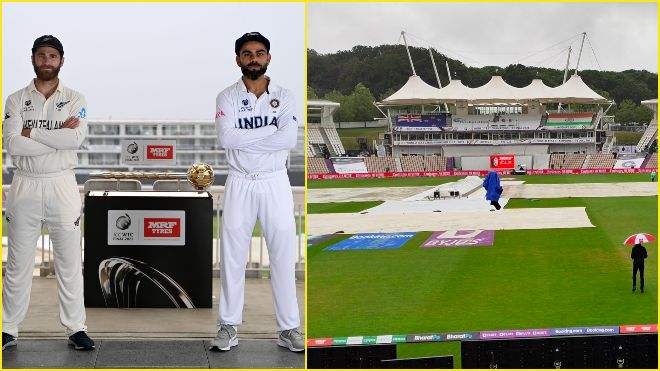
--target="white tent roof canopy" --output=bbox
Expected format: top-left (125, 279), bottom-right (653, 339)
top-left (434, 79), bottom-right (474, 103)
top-left (550, 74), bottom-right (608, 103)
top-left (380, 74), bottom-right (610, 105)
top-left (379, 75), bottom-right (444, 105)
top-left (469, 75), bottom-right (525, 103)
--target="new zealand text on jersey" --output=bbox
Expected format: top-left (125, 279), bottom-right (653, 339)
top-left (237, 115), bottom-right (278, 129)
top-left (23, 119), bottom-right (65, 130)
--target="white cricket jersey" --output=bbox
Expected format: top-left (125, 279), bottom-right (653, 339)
top-left (3, 79), bottom-right (88, 174)
top-left (215, 77), bottom-right (298, 174)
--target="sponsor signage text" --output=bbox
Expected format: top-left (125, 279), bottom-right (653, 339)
top-left (421, 230), bottom-right (494, 248)
top-left (324, 232), bottom-right (417, 251)
top-left (108, 210), bottom-right (186, 245)
top-left (121, 140), bottom-right (176, 165)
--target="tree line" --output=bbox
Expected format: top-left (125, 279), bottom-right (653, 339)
top-left (308, 45), bottom-right (657, 124)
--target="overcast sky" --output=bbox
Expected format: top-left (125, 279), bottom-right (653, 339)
top-left (309, 2), bottom-right (658, 73)
top-left (2, 3), bottom-right (304, 120)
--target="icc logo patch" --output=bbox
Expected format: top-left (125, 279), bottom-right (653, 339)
top-left (116, 214), bottom-right (132, 230)
top-left (270, 99), bottom-right (280, 108)
top-left (127, 142), bottom-right (139, 154)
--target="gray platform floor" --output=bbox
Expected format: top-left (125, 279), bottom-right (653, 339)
top-left (2, 339), bottom-right (304, 368)
top-left (2, 276), bottom-right (305, 368)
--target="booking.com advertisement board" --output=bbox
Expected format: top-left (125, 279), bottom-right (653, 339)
top-left (325, 232), bottom-right (417, 251)
top-left (121, 139), bottom-right (177, 165)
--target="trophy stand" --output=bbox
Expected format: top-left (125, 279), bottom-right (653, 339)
top-left (83, 163), bottom-right (215, 308)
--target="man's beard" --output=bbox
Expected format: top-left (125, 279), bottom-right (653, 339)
top-left (240, 62), bottom-right (268, 80)
top-left (33, 64), bottom-right (61, 81)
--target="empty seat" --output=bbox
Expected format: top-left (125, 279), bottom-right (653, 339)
top-left (152, 179), bottom-right (198, 191)
top-left (84, 179), bottom-right (142, 192)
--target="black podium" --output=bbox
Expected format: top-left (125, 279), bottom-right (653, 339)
top-left (83, 191), bottom-right (213, 308)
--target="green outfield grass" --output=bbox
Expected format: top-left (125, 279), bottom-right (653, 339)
top-left (309, 176), bottom-right (464, 189)
top-left (308, 173), bottom-right (654, 189)
top-left (611, 131), bottom-right (644, 145)
top-left (307, 195), bottom-right (658, 362)
top-left (308, 201), bottom-right (384, 214)
top-left (336, 127), bottom-right (388, 150)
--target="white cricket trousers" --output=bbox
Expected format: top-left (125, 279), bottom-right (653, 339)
top-left (2, 169), bottom-right (87, 337)
top-left (218, 169), bottom-right (300, 332)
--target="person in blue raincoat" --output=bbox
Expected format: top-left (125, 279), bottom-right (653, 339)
top-left (483, 171), bottom-right (503, 210)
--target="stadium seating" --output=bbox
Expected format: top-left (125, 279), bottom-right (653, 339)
top-left (583, 153), bottom-right (616, 169)
top-left (636, 124), bottom-right (658, 152)
top-left (307, 125), bottom-right (346, 156)
top-left (425, 156), bottom-right (448, 171)
top-left (308, 127), bottom-right (324, 144)
top-left (364, 157), bottom-right (397, 173)
top-left (549, 154), bottom-right (565, 170)
top-left (548, 153), bottom-right (588, 169)
top-left (399, 155), bottom-right (448, 171)
top-left (308, 158), bottom-right (330, 174)
top-left (399, 155), bottom-right (425, 172)
top-left (562, 154), bottom-right (587, 169)
top-left (322, 126), bottom-right (346, 156)
top-left (645, 153), bottom-right (658, 168)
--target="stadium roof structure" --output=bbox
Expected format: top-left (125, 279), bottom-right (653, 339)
top-left (434, 79), bottom-right (474, 103)
top-left (518, 78), bottom-right (557, 102)
top-left (379, 74), bottom-right (610, 105)
top-left (308, 99), bottom-right (341, 115)
top-left (548, 74), bottom-right (609, 104)
top-left (467, 75), bottom-right (524, 104)
top-left (379, 75), bottom-right (444, 105)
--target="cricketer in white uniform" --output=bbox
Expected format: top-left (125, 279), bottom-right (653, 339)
top-left (210, 32), bottom-right (303, 353)
top-left (2, 35), bottom-right (95, 351)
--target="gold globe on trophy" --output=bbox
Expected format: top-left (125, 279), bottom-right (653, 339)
top-left (187, 162), bottom-right (214, 190)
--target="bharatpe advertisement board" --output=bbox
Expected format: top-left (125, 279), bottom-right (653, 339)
top-left (324, 232), bottom-right (417, 251)
top-left (120, 139), bottom-right (176, 165)
top-left (84, 191), bottom-right (212, 308)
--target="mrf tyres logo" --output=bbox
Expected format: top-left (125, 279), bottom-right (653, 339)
top-left (144, 218), bottom-right (181, 238)
top-left (146, 145), bottom-right (174, 160)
